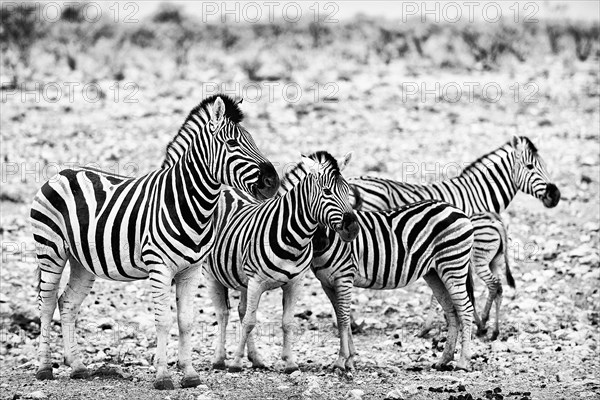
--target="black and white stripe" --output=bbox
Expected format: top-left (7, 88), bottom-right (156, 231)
top-left (349, 136), bottom-right (558, 338)
top-left (202, 151), bottom-right (359, 373)
top-left (277, 156), bottom-right (476, 372)
top-left (349, 136), bottom-right (560, 214)
top-left (30, 94), bottom-right (279, 390)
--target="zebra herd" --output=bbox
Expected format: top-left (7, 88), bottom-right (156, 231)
top-left (30, 94), bottom-right (560, 390)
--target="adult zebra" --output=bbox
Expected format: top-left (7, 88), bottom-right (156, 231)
top-left (203, 152), bottom-right (359, 373)
top-left (30, 95), bottom-right (279, 390)
top-left (276, 157), bottom-right (476, 372)
top-left (349, 136), bottom-right (559, 339)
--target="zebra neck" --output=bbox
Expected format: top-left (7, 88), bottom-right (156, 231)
top-left (430, 144), bottom-right (518, 214)
top-left (278, 177), bottom-right (319, 248)
top-left (162, 150), bottom-right (221, 233)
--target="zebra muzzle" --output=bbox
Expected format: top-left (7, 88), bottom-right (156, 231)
top-left (542, 183), bottom-right (560, 208)
top-left (336, 212), bottom-right (360, 242)
top-left (255, 162), bottom-right (280, 200)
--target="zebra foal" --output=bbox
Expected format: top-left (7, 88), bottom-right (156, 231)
top-left (203, 152), bottom-right (359, 373)
top-left (349, 136), bottom-right (559, 338)
top-left (30, 95), bottom-right (279, 389)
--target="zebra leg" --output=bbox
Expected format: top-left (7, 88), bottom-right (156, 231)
top-left (423, 272), bottom-right (459, 369)
top-left (491, 283), bottom-right (504, 341)
top-left (229, 279), bottom-right (265, 373)
top-left (489, 254), bottom-right (505, 341)
top-left (440, 274), bottom-right (474, 371)
top-left (321, 281), bottom-right (352, 373)
top-left (174, 267), bottom-right (201, 388)
top-left (207, 278), bottom-right (229, 370)
top-left (418, 294), bottom-right (439, 338)
top-left (58, 257), bottom-right (96, 379)
top-left (477, 274), bottom-right (500, 337)
top-left (239, 290), bottom-right (267, 369)
top-left (281, 281), bottom-right (301, 373)
top-left (35, 249), bottom-right (69, 380)
top-left (346, 324), bottom-right (357, 371)
top-left (150, 268), bottom-right (175, 390)
top-left (472, 232), bottom-right (501, 336)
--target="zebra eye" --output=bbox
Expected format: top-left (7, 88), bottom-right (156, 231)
top-left (526, 164), bottom-right (534, 170)
top-left (226, 139), bottom-right (239, 147)
top-left (323, 188), bottom-right (332, 195)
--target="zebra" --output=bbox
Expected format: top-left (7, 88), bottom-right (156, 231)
top-left (276, 158), bottom-right (476, 372)
top-left (419, 212), bottom-right (515, 339)
top-left (348, 135), bottom-right (559, 339)
top-left (30, 94), bottom-right (280, 390)
top-left (202, 151), bottom-right (359, 373)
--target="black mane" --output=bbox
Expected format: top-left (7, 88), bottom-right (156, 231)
top-left (308, 151), bottom-right (340, 173)
top-left (162, 94), bottom-right (244, 168)
top-left (184, 94), bottom-right (244, 126)
top-left (520, 136), bottom-right (538, 154)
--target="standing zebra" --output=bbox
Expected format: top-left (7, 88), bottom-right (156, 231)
top-left (30, 95), bottom-right (279, 390)
top-left (349, 136), bottom-right (559, 338)
top-left (276, 158), bottom-right (476, 372)
top-left (203, 152), bottom-right (359, 373)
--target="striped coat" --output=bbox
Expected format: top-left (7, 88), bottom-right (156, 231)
top-left (30, 95), bottom-right (279, 390)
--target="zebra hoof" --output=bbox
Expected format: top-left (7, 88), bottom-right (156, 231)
top-left (432, 362), bottom-right (454, 372)
top-left (212, 361), bottom-right (227, 370)
top-left (36, 368), bottom-right (54, 380)
top-left (70, 367), bottom-right (89, 379)
top-left (490, 330), bottom-right (499, 341)
top-left (333, 364), bottom-right (345, 375)
top-left (284, 365), bottom-right (300, 374)
top-left (154, 377), bottom-right (175, 390)
top-left (228, 365), bottom-right (243, 373)
top-left (181, 375), bottom-right (202, 388)
top-left (476, 327), bottom-right (488, 337)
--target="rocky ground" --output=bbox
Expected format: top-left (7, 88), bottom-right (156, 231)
top-left (1, 11), bottom-right (599, 400)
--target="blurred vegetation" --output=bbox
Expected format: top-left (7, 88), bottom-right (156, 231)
top-left (0, 2), bottom-right (598, 84)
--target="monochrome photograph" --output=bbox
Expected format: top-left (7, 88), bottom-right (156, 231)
top-left (1, 1), bottom-right (598, 399)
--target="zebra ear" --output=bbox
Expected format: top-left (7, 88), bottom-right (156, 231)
top-left (211, 97), bottom-right (226, 123)
top-left (234, 96), bottom-right (243, 105)
top-left (338, 152), bottom-right (353, 172)
top-left (511, 135), bottom-right (523, 153)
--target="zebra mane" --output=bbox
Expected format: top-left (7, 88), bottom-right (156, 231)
top-left (279, 151), bottom-right (340, 195)
top-left (520, 136), bottom-right (538, 154)
top-left (306, 151), bottom-right (341, 173)
top-left (161, 94), bottom-right (244, 169)
top-left (460, 137), bottom-right (536, 176)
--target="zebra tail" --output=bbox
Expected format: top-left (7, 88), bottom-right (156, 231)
top-left (35, 265), bottom-right (41, 293)
top-left (466, 262), bottom-right (476, 311)
top-left (350, 184), bottom-right (363, 210)
top-left (498, 219), bottom-right (516, 289)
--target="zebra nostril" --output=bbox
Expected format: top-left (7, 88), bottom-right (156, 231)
top-left (263, 175), bottom-right (276, 188)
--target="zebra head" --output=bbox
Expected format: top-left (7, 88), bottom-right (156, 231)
top-left (301, 152), bottom-right (360, 242)
top-left (511, 136), bottom-right (560, 208)
top-left (200, 95), bottom-right (279, 199)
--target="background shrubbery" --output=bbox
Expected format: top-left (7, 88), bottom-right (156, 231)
top-left (1, 2), bottom-right (598, 84)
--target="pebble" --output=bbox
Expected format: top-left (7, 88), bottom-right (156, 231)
top-left (384, 389), bottom-right (403, 399)
top-left (346, 389), bottom-right (365, 399)
top-left (28, 391), bottom-right (48, 399)
top-left (556, 370), bottom-right (573, 382)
